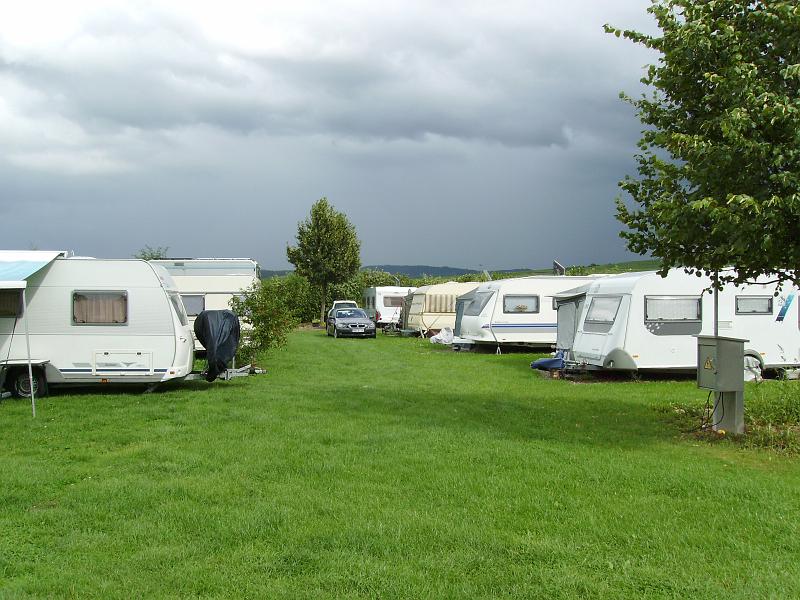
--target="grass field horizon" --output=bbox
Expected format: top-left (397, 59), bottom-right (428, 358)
top-left (2, 330), bottom-right (798, 597)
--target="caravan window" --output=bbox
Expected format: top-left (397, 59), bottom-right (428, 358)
top-left (736, 296), bottom-right (773, 315)
top-left (425, 294), bottom-right (456, 313)
top-left (503, 295), bottom-right (539, 314)
top-left (584, 296), bottom-right (622, 334)
top-left (384, 296), bottom-right (404, 308)
top-left (0, 289), bottom-right (23, 317)
top-left (464, 291), bottom-right (494, 316)
top-left (169, 293), bottom-right (189, 326)
top-left (645, 296), bottom-right (701, 321)
top-left (585, 296), bottom-right (622, 323)
top-left (181, 294), bottom-right (206, 316)
top-left (72, 291), bottom-right (128, 325)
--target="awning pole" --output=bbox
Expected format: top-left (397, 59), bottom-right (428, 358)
top-left (22, 288), bottom-right (35, 418)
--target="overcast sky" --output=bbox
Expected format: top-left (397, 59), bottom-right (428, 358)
top-left (0, 1), bottom-right (659, 270)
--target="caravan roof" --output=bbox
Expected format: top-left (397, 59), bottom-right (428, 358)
top-left (152, 258), bottom-right (260, 278)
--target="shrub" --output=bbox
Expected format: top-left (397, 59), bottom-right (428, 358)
top-left (230, 279), bottom-right (299, 363)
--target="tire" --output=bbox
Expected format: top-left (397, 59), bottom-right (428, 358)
top-left (11, 368), bottom-right (47, 399)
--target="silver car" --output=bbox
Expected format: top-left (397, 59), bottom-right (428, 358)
top-left (327, 308), bottom-right (376, 338)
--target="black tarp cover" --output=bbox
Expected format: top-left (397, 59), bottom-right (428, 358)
top-left (194, 310), bottom-right (241, 381)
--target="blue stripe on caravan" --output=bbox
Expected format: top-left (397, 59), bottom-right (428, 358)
top-left (777, 293), bottom-right (795, 322)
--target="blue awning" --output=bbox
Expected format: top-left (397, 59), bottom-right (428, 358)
top-left (0, 251), bottom-right (66, 288)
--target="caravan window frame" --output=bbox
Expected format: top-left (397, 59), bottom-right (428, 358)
top-left (180, 294), bottom-right (206, 316)
top-left (502, 294), bottom-right (540, 314)
top-left (644, 295), bottom-right (702, 322)
top-left (71, 290), bottom-right (129, 326)
top-left (383, 295), bottom-right (405, 308)
top-left (735, 296), bottom-right (773, 315)
top-left (169, 293), bottom-right (189, 326)
top-left (0, 289), bottom-right (24, 318)
top-left (464, 291), bottom-right (495, 316)
top-left (584, 295), bottom-right (623, 325)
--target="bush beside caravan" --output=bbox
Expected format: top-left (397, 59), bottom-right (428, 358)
top-left (562, 269), bottom-right (800, 376)
top-left (458, 276), bottom-right (603, 348)
top-left (0, 252), bottom-right (195, 397)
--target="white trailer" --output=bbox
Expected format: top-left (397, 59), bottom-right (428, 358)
top-left (402, 282), bottom-right (480, 335)
top-left (150, 258), bottom-right (259, 350)
top-left (565, 269), bottom-right (800, 376)
top-left (0, 251), bottom-right (195, 397)
top-left (458, 276), bottom-right (603, 348)
top-left (363, 286), bottom-right (416, 327)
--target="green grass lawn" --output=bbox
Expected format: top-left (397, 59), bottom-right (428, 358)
top-left (1, 330), bottom-right (799, 598)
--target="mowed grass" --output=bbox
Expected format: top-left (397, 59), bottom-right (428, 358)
top-left (1, 330), bottom-right (799, 598)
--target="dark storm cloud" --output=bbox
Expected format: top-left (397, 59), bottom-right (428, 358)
top-left (0, 1), bottom-right (659, 268)
top-left (1, 2), bottom-right (652, 147)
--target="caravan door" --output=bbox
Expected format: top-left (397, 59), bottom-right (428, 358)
top-left (573, 295), bottom-right (628, 367)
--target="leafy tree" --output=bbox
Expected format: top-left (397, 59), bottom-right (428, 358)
top-left (286, 198), bottom-right (361, 322)
top-left (229, 279), bottom-right (299, 363)
top-left (134, 245), bottom-right (169, 260)
top-left (607, 1), bottom-right (800, 287)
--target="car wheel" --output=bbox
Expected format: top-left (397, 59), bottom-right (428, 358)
top-left (11, 368), bottom-right (47, 398)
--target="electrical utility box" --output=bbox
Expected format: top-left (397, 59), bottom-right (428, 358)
top-left (697, 335), bottom-right (746, 392)
top-left (696, 335), bottom-right (747, 434)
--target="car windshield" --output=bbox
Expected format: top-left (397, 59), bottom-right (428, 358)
top-left (337, 309), bottom-right (367, 319)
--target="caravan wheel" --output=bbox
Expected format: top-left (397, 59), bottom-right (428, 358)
top-left (11, 369), bottom-right (47, 399)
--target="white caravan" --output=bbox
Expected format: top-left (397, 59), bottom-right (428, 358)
top-left (363, 286), bottom-right (416, 327)
top-left (0, 251), bottom-right (194, 397)
top-left (151, 258), bottom-right (259, 350)
top-left (459, 276), bottom-right (602, 348)
top-left (402, 282), bottom-right (480, 335)
top-left (564, 269), bottom-right (800, 375)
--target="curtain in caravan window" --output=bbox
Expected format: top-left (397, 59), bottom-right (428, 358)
top-left (384, 296), bottom-right (404, 308)
top-left (645, 297), bottom-right (701, 321)
top-left (426, 294), bottom-right (455, 313)
top-left (503, 295), bottom-right (539, 314)
top-left (0, 289), bottom-right (23, 317)
top-left (736, 296), bottom-right (772, 314)
top-left (73, 291), bottom-right (128, 324)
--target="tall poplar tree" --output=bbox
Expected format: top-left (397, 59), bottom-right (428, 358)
top-left (286, 198), bottom-right (361, 323)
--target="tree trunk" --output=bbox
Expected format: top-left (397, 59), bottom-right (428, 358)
top-left (320, 283), bottom-right (327, 325)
